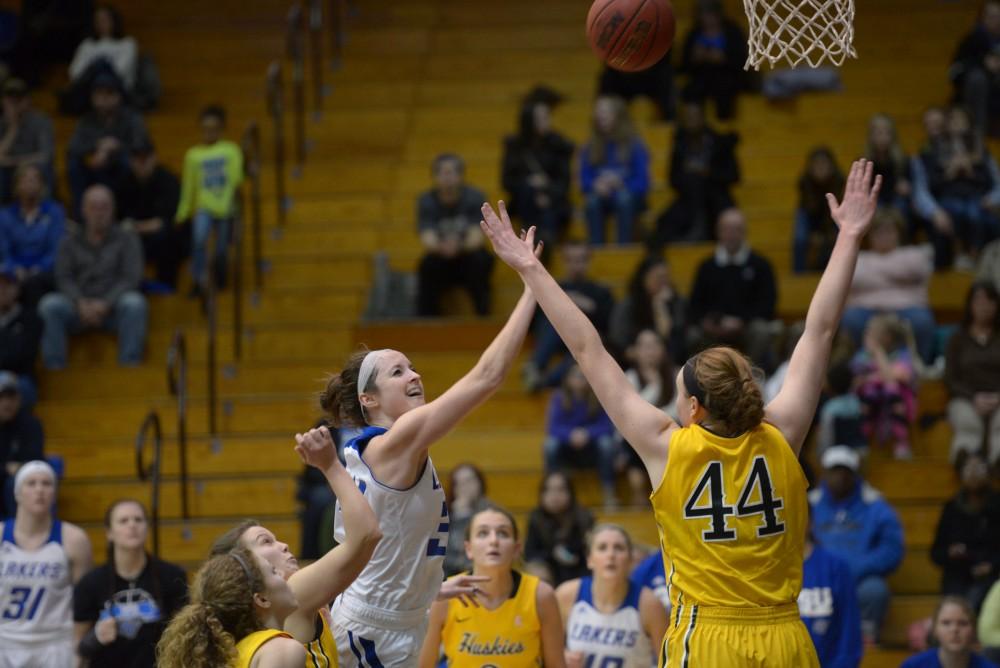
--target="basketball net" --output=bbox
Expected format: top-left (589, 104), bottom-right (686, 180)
top-left (743, 0), bottom-right (857, 70)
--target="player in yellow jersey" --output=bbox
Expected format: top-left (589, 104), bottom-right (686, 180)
top-left (157, 546), bottom-right (305, 667)
top-left (210, 426), bottom-right (383, 668)
top-left (480, 159), bottom-right (882, 666)
top-left (420, 506), bottom-right (566, 667)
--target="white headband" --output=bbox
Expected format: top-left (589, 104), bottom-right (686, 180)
top-left (357, 349), bottom-right (390, 425)
top-left (14, 460), bottom-right (56, 495)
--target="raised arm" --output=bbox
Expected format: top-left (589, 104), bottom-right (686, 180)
top-left (480, 202), bottom-right (676, 482)
top-left (766, 160), bottom-right (882, 453)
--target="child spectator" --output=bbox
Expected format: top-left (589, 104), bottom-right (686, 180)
top-left (543, 364), bottom-right (617, 508)
top-left (816, 360), bottom-right (865, 457)
top-left (580, 96), bottom-right (649, 245)
top-left (850, 313), bottom-right (919, 460)
top-left (793, 147), bottom-right (846, 273)
top-left (523, 471), bottom-right (595, 586)
top-left (609, 254), bottom-right (686, 365)
top-left (443, 463), bottom-right (491, 577)
top-left (863, 114), bottom-right (912, 217)
top-left (901, 597), bottom-right (998, 668)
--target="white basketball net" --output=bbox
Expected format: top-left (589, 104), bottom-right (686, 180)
top-left (743, 0), bottom-right (857, 70)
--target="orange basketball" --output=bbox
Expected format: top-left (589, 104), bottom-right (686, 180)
top-left (586, 0), bottom-right (676, 72)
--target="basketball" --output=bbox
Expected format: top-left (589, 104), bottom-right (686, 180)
top-left (586, 0), bottom-right (676, 72)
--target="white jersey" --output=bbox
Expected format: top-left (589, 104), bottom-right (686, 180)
top-left (0, 519), bottom-right (74, 647)
top-left (566, 577), bottom-right (654, 668)
top-left (333, 426), bottom-right (447, 619)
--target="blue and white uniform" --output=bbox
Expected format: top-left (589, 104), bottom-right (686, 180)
top-left (331, 426), bottom-right (449, 667)
top-left (797, 545), bottom-right (863, 668)
top-left (566, 576), bottom-right (655, 668)
top-left (0, 520), bottom-right (75, 668)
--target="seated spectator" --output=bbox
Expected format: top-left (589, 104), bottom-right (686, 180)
top-left (415, 153), bottom-right (493, 316)
top-left (809, 446), bottom-right (905, 644)
top-left (522, 241), bottom-right (614, 391)
top-left (0, 267), bottom-right (42, 408)
top-left (651, 101), bottom-right (738, 246)
top-left (38, 185), bottom-right (146, 369)
top-left (66, 73), bottom-right (149, 215)
top-left (982, 580), bottom-right (1000, 663)
top-left (677, 0), bottom-right (749, 120)
top-left (931, 453), bottom-right (1000, 612)
top-left (118, 141), bottom-right (184, 290)
top-left (523, 470), bottom-right (595, 586)
top-left (841, 208), bottom-right (936, 363)
top-left (501, 90), bottom-right (573, 247)
top-left (901, 596), bottom-right (998, 668)
top-left (543, 364), bottom-right (617, 508)
top-left (950, 0), bottom-right (1000, 138)
top-left (0, 79), bottom-right (54, 202)
top-left (176, 105), bottom-right (242, 296)
top-left (851, 314), bottom-right (919, 460)
top-left (609, 254), bottom-right (685, 365)
top-left (945, 281), bottom-right (1000, 466)
top-left (863, 113), bottom-right (912, 218)
top-left (597, 57), bottom-right (675, 121)
top-left (793, 147), bottom-right (847, 273)
top-left (979, 238), bottom-right (1000, 289)
top-left (61, 4), bottom-right (138, 114)
top-left (816, 360), bottom-right (865, 456)
top-left (0, 164), bottom-right (66, 306)
top-left (443, 463), bottom-right (491, 577)
top-left (0, 372), bottom-right (43, 517)
top-left (912, 106), bottom-right (1000, 269)
top-left (799, 521), bottom-right (863, 668)
top-left (687, 208), bottom-right (779, 368)
top-left (580, 95), bottom-right (649, 245)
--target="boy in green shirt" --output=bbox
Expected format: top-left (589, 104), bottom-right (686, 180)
top-left (176, 105), bottom-right (242, 295)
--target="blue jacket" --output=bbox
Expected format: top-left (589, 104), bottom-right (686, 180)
top-left (579, 139), bottom-right (650, 197)
top-left (546, 391), bottom-right (615, 444)
top-left (798, 545), bottom-right (862, 668)
top-left (808, 480), bottom-right (905, 581)
top-left (901, 649), bottom-right (998, 668)
top-left (630, 550), bottom-right (669, 610)
top-left (0, 200), bottom-right (66, 273)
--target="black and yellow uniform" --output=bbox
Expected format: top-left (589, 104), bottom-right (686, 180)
top-left (235, 629), bottom-right (294, 667)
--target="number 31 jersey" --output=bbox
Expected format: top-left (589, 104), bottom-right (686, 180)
top-left (651, 422), bottom-right (808, 609)
top-left (0, 519), bottom-right (73, 646)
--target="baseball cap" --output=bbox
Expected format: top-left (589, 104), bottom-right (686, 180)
top-left (0, 371), bottom-right (19, 394)
top-left (821, 445), bottom-right (860, 472)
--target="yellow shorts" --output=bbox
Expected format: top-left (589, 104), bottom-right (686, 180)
top-left (658, 602), bottom-right (820, 668)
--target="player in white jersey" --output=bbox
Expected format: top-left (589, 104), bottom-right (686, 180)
top-left (556, 525), bottom-right (667, 668)
top-left (320, 236), bottom-right (539, 667)
top-left (0, 461), bottom-right (92, 668)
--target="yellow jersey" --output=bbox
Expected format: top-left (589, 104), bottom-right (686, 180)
top-left (303, 610), bottom-right (338, 668)
top-left (441, 570), bottom-right (543, 667)
top-left (235, 629), bottom-right (294, 668)
top-left (651, 422), bottom-right (807, 609)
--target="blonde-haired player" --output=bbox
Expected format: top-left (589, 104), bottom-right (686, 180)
top-left (419, 505), bottom-right (566, 667)
top-left (480, 160), bottom-right (882, 666)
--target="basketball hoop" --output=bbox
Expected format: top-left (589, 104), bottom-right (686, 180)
top-left (743, 0), bottom-right (857, 70)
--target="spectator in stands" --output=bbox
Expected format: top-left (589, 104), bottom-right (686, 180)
top-left (979, 238), bottom-right (1000, 290)
top-left (763, 321), bottom-right (802, 403)
top-left (799, 519), bottom-right (863, 668)
top-left (912, 106), bottom-right (1000, 270)
top-left (0, 372), bottom-right (43, 517)
top-left (687, 207), bottom-right (779, 368)
top-left (522, 241), bottom-right (614, 392)
top-left (524, 470), bottom-right (595, 586)
top-left (73, 499), bottom-right (188, 668)
top-left (793, 147), bottom-right (847, 273)
top-left (443, 463), bottom-right (490, 577)
top-left (982, 581), bottom-right (1000, 663)
top-left (61, 4), bottom-right (138, 114)
top-left (609, 254), bottom-right (686, 365)
top-left (119, 140), bottom-right (184, 290)
top-left (501, 90), bottom-right (574, 247)
top-left (810, 446), bottom-right (905, 644)
top-left (0, 267), bottom-right (42, 407)
top-left (580, 95), bottom-right (649, 245)
top-left (950, 0), bottom-right (1000, 138)
top-left (817, 360), bottom-right (865, 457)
top-left (597, 58), bottom-right (675, 121)
top-left (863, 114), bottom-right (912, 217)
top-left (946, 281), bottom-right (1000, 467)
top-left (0, 164), bottom-right (66, 306)
top-left (841, 208), bottom-right (936, 364)
top-left (176, 105), bottom-right (243, 296)
top-left (851, 313), bottom-right (919, 460)
top-left (0, 79), bottom-right (54, 203)
top-left (66, 73), bottom-right (149, 215)
top-left (677, 0), bottom-right (749, 120)
top-left (901, 596), bottom-right (998, 668)
top-left (650, 101), bottom-right (739, 246)
top-left (930, 453), bottom-right (1000, 613)
top-left (543, 364), bottom-right (617, 508)
top-left (415, 153), bottom-right (493, 316)
top-left (38, 185), bottom-right (146, 369)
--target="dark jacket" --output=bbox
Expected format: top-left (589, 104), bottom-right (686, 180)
top-left (679, 18), bottom-right (748, 80)
top-left (55, 224), bottom-right (144, 302)
top-left (501, 131), bottom-right (574, 217)
top-left (688, 247), bottom-right (777, 323)
top-left (118, 165), bottom-right (181, 234)
top-left (524, 505), bottom-right (595, 585)
top-left (669, 128), bottom-right (739, 197)
top-left (950, 26), bottom-right (1000, 85)
top-left (0, 303), bottom-right (43, 377)
top-left (930, 491), bottom-right (1000, 596)
top-left (66, 108), bottom-right (149, 164)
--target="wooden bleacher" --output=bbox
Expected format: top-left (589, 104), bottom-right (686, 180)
top-left (32, 1), bottom-right (987, 665)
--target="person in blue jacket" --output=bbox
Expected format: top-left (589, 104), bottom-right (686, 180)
top-left (901, 595), bottom-right (998, 668)
top-left (630, 549), bottom-right (669, 612)
top-left (809, 445), bottom-right (904, 645)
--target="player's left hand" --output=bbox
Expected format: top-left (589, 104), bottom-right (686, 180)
top-left (294, 426), bottom-right (339, 471)
top-left (437, 574), bottom-right (490, 607)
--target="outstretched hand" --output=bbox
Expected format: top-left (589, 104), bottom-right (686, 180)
top-left (437, 574), bottom-right (490, 608)
top-left (826, 159), bottom-right (882, 239)
top-left (294, 426), bottom-right (340, 472)
top-left (480, 201), bottom-right (541, 274)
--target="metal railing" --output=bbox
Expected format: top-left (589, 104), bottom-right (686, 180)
top-left (309, 0), bottom-right (326, 117)
top-left (135, 411), bottom-right (164, 558)
top-left (328, 0), bottom-right (345, 68)
top-left (286, 4), bottom-right (307, 172)
top-left (166, 330), bottom-right (192, 518)
top-left (266, 61), bottom-right (288, 227)
top-left (242, 122), bottom-right (264, 294)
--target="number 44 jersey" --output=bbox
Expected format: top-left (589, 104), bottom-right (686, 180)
top-left (651, 423), bottom-right (809, 609)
